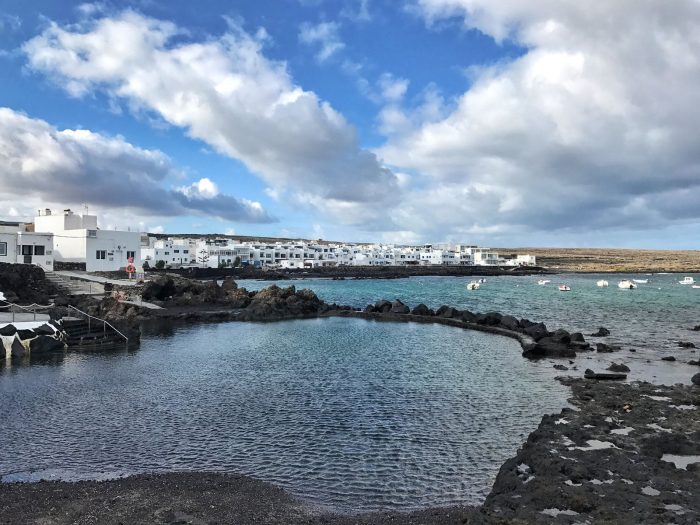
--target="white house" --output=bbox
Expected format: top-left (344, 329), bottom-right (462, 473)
top-left (0, 221), bottom-right (55, 270)
top-left (34, 209), bottom-right (140, 272)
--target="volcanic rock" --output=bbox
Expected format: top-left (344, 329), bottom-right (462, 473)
top-left (607, 363), bottom-right (631, 373)
top-left (29, 335), bottom-right (65, 354)
top-left (10, 337), bottom-right (25, 359)
top-left (661, 356), bottom-right (676, 362)
top-left (0, 324), bottom-right (17, 336)
top-left (411, 303), bottom-right (434, 316)
top-left (523, 323), bottom-right (549, 341)
top-left (390, 300), bottom-right (410, 314)
top-left (590, 327), bottom-right (611, 337)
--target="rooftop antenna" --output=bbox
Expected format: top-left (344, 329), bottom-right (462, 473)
top-left (83, 203), bottom-right (89, 216)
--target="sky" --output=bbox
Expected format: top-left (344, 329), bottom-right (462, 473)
top-left (1, 0), bottom-right (700, 248)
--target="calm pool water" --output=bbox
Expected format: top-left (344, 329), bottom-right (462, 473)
top-left (1, 318), bottom-right (570, 511)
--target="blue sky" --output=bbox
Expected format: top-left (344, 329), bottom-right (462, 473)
top-left (1, 0), bottom-right (700, 248)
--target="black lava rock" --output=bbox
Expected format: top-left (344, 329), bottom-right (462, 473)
top-left (0, 324), bottom-right (17, 336)
top-left (607, 363), bottom-right (631, 373)
top-left (590, 327), bottom-right (610, 337)
top-left (678, 341), bottom-right (696, 348)
top-left (661, 356), bottom-right (677, 362)
top-left (29, 335), bottom-right (65, 354)
top-left (410, 304), bottom-right (434, 316)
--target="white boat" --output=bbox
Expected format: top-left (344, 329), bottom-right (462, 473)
top-left (559, 284), bottom-right (571, 292)
top-left (596, 279), bottom-right (609, 287)
top-left (537, 279), bottom-right (551, 285)
top-left (618, 280), bottom-right (637, 289)
top-left (633, 279), bottom-right (648, 284)
top-left (478, 278), bottom-right (486, 284)
top-left (467, 281), bottom-right (480, 290)
top-left (679, 276), bottom-right (695, 285)
top-left (692, 285), bottom-right (700, 289)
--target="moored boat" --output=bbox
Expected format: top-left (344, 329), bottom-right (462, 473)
top-left (467, 281), bottom-right (480, 290)
top-left (633, 279), bottom-right (648, 284)
top-left (679, 276), bottom-right (695, 285)
top-left (692, 285), bottom-right (700, 289)
top-left (618, 280), bottom-right (637, 289)
top-left (596, 280), bottom-right (609, 287)
top-left (537, 279), bottom-right (551, 285)
top-left (559, 284), bottom-right (571, 291)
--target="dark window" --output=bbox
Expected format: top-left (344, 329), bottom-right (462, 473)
top-left (96, 250), bottom-right (106, 260)
top-left (174, 249), bottom-right (179, 253)
top-left (21, 245), bottom-right (33, 256)
top-left (127, 251), bottom-right (135, 259)
top-left (183, 250), bottom-right (189, 254)
top-left (0, 242), bottom-right (6, 256)
top-left (34, 245), bottom-right (45, 256)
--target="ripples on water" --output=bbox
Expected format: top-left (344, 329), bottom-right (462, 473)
top-left (1, 318), bottom-right (570, 511)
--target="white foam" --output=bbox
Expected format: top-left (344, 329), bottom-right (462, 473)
top-left (641, 486), bottom-right (660, 496)
top-left (541, 508), bottom-right (579, 517)
top-left (669, 405), bottom-right (696, 410)
top-left (643, 395), bottom-right (672, 402)
top-left (610, 427), bottom-right (634, 435)
top-left (646, 423), bottom-right (672, 433)
top-left (590, 479), bottom-right (614, 485)
top-left (555, 418), bottom-right (569, 425)
top-left (661, 454), bottom-right (700, 470)
top-left (569, 440), bottom-right (618, 451)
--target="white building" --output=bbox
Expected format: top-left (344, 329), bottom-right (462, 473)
top-left (0, 221), bottom-right (55, 270)
top-left (34, 209), bottom-right (140, 272)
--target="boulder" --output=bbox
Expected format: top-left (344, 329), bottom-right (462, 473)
top-left (553, 364), bottom-right (569, 371)
top-left (411, 304), bottom-right (434, 316)
top-left (596, 343), bottom-right (616, 353)
top-left (461, 310), bottom-right (477, 323)
top-left (570, 332), bottom-right (585, 342)
top-left (524, 340), bottom-right (576, 359)
top-left (584, 368), bottom-right (626, 380)
top-left (390, 300), bottom-right (410, 314)
top-left (570, 341), bottom-right (592, 351)
top-left (364, 304), bottom-right (377, 313)
top-left (33, 324), bottom-right (55, 336)
top-left (375, 300), bottom-right (392, 313)
top-left (141, 275), bottom-right (177, 301)
top-left (0, 324), bottom-right (17, 336)
top-left (499, 315), bottom-right (520, 331)
top-left (10, 337), bottom-right (25, 359)
top-left (590, 327), bottom-right (610, 337)
top-left (693, 325), bottom-right (700, 332)
top-left (435, 305), bottom-right (458, 318)
top-left (524, 323), bottom-right (549, 341)
top-left (692, 373), bottom-right (700, 386)
top-left (477, 312), bottom-right (503, 326)
top-left (678, 341), bottom-right (696, 348)
top-left (688, 360), bottom-right (700, 366)
top-left (550, 329), bottom-right (571, 344)
top-left (607, 363), bottom-right (631, 373)
top-left (661, 356), bottom-right (676, 362)
top-left (29, 335), bottom-right (65, 354)
top-left (519, 318), bottom-right (536, 329)
top-left (0, 261), bottom-right (57, 304)
top-left (221, 277), bottom-right (238, 292)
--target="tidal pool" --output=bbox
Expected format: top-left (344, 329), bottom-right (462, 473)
top-left (1, 317), bottom-right (570, 511)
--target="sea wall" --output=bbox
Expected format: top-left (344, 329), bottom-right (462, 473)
top-left (0, 321), bottom-right (67, 361)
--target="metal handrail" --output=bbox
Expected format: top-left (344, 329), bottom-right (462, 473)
top-left (66, 305), bottom-right (129, 344)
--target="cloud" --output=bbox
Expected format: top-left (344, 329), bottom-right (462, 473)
top-left (0, 107), bottom-right (273, 224)
top-left (299, 20), bottom-right (345, 62)
top-left (375, 0), bottom-right (700, 239)
top-left (23, 11), bottom-right (399, 226)
top-left (341, 0), bottom-right (372, 23)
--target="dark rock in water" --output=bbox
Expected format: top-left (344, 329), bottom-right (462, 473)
top-left (10, 337), bottom-right (25, 359)
top-left (570, 341), bottom-right (591, 351)
top-left (519, 318), bottom-right (535, 329)
top-left (688, 360), bottom-right (700, 366)
top-left (375, 300), bottom-right (392, 313)
top-left (499, 315), bottom-right (519, 331)
top-left (478, 312), bottom-right (502, 326)
top-left (584, 368), bottom-right (626, 380)
top-left (693, 325), bottom-right (700, 331)
top-left (570, 332), bottom-right (585, 342)
top-left (390, 300), bottom-right (410, 314)
top-left (461, 310), bottom-right (476, 323)
top-left (550, 329), bottom-right (571, 344)
top-left (16, 329), bottom-right (36, 341)
top-left (590, 327), bottom-right (610, 337)
top-left (596, 343), bottom-right (617, 353)
top-left (661, 356), bottom-right (676, 362)
top-left (523, 322), bottom-right (548, 341)
top-left (33, 324), bottom-right (55, 336)
top-left (678, 341), bottom-right (696, 348)
top-left (524, 340), bottom-right (576, 359)
top-left (607, 363), bottom-right (631, 373)
top-left (29, 335), bottom-right (65, 354)
top-left (436, 306), bottom-right (461, 319)
top-left (363, 304), bottom-right (376, 313)
top-left (411, 304), bottom-right (434, 316)
top-left (0, 324), bottom-right (17, 336)
top-left (692, 373), bottom-right (700, 385)
top-left (553, 364), bottom-right (569, 371)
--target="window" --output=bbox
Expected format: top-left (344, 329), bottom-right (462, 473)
top-left (183, 250), bottom-right (189, 254)
top-left (34, 245), bottom-right (45, 256)
top-left (87, 230), bottom-right (97, 238)
top-left (174, 249), bottom-right (180, 253)
top-left (21, 245), bottom-right (33, 256)
top-left (96, 250), bottom-right (106, 260)
top-left (0, 242), bottom-right (6, 256)
top-left (127, 251), bottom-right (135, 259)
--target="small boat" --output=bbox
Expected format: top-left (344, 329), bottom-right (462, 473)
top-left (467, 281), bottom-right (480, 290)
top-left (596, 280), bottom-right (609, 287)
top-left (559, 285), bottom-right (571, 292)
top-left (537, 279), bottom-right (551, 285)
top-left (633, 279), bottom-right (648, 284)
top-left (679, 276), bottom-right (695, 285)
top-left (618, 280), bottom-right (637, 289)
top-left (692, 285), bottom-right (700, 289)
top-left (478, 278), bottom-right (486, 284)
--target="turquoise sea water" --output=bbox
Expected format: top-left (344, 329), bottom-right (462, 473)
top-left (1, 318), bottom-right (569, 510)
top-left (236, 272), bottom-right (700, 358)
